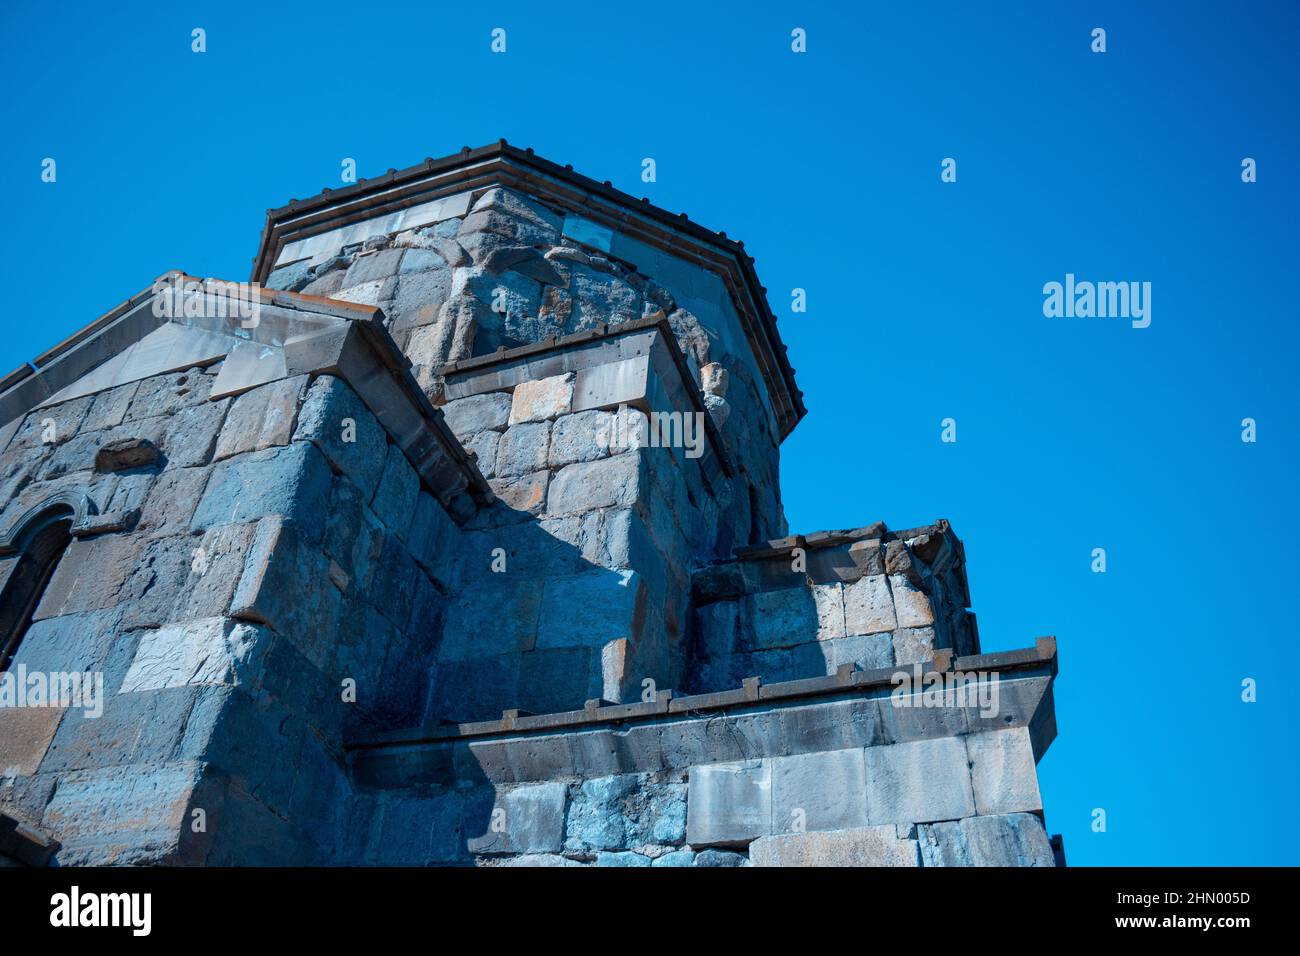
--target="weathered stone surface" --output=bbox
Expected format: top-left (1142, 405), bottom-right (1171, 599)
top-left (230, 516), bottom-right (342, 668)
top-left (162, 398), bottom-right (228, 467)
top-left (549, 409), bottom-right (612, 468)
top-left (741, 583), bottom-right (845, 651)
top-left (824, 632), bottom-right (893, 672)
top-left (843, 574), bottom-right (897, 636)
top-left (536, 570), bottom-right (642, 650)
top-left (693, 848), bottom-right (749, 867)
top-left (565, 774), bottom-right (687, 852)
top-left (127, 370), bottom-right (213, 421)
top-left (292, 376), bottom-right (387, 499)
top-left (0, 705), bottom-right (64, 776)
top-left (120, 618), bottom-right (267, 693)
top-left (686, 760), bottom-right (771, 846)
top-left (463, 429), bottom-right (499, 478)
top-left (864, 737), bottom-right (976, 826)
top-left (342, 247), bottom-right (403, 288)
top-left (892, 626), bottom-right (937, 666)
top-left (750, 825), bottom-right (920, 867)
top-left (213, 376), bottom-right (305, 461)
top-left (495, 421), bottom-right (551, 478)
top-left (918, 812), bottom-right (1055, 867)
top-left (136, 465), bottom-right (210, 537)
top-left (441, 392), bottom-right (511, 439)
top-left (596, 850), bottom-right (651, 866)
top-left (509, 373), bottom-right (574, 424)
top-left (771, 748), bottom-right (869, 834)
top-left (890, 574), bottom-right (935, 627)
top-left (369, 443), bottom-right (420, 539)
top-left (41, 761), bottom-right (202, 865)
top-left (652, 847), bottom-right (695, 867)
top-left (488, 470), bottom-right (549, 515)
top-left (966, 727), bottom-right (1042, 815)
top-left (191, 443), bottom-right (333, 542)
top-left (547, 451), bottom-right (643, 515)
top-left (466, 782), bottom-right (567, 855)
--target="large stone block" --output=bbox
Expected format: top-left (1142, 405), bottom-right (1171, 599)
top-left (843, 574), bottom-right (897, 636)
top-left (190, 442), bottom-right (333, 542)
top-left (163, 397), bottom-right (229, 467)
top-left (890, 574), bottom-right (935, 628)
top-left (230, 516), bottom-right (342, 669)
top-left (864, 737), bottom-right (975, 826)
top-left (440, 577), bottom-right (545, 660)
top-left (918, 812), bottom-right (1055, 867)
top-left (517, 646), bottom-right (593, 714)
top-left (749, 825), bottom-right (920, 867)
top-left (536, 570), bottom-right (643, 650)
top-left (741, 584), bottom-right (845, 651)
top-left (686, 759), bottom-right (771, 846)
top-left (136, 465), bottom-right (210, 538)
top-left (213, 376), bottom-right (306, 461)
top-left (0, 705), bottom-right (64, 776)
top-left (547, 451), bottom-right (644, 516)
top-left (463, 429), bottom-right (499, 478)
top-left (389, 256), bottom-right (452, 332)
top-left (428, 653), bottom-right (520, 722)
top-left (695, 600), bottom-right (739, 659)
top-left (369, 443), bottom-right (420, 539)
top-left (33, 534), bottom-right (145, 620)
top-left (292, 376), bottom-right (388, 500)
top-left (119, 617), bottom-right (268, 693)
top-left (549, 409), bottom-right (613, 468)
top-left (465, 782), bottom-right (567, 855)
top-left (892, 626), bottom-right (937, 666)
top-left (495, 421), bottom-right (551, 478)
top-left (41, 761), bottom-right (202, 865)
top-left (771, 748), bottom-right (869, 834)
top-left (440, 392), bottom-right (511, 439)
top-left (178, 521), bottom-right (259, 620)
top-left (11, 608), bottom-right (125, 679)
top-left (487, 470), bottom-right (549, 516)
top-left (509, 373), bottom-right (574, 425)
top-left (965, 727), bottom-right (1042, 815)
top-left (822, 632), bottom-right (893, 672)
top-left (127, 370), bottom-right (214, 422)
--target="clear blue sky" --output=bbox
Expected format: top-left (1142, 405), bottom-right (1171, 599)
top-left (2, 1), bottom-right (1295, 865)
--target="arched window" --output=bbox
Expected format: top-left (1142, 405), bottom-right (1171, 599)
top-left (0, 494), bottom-right (88, 671)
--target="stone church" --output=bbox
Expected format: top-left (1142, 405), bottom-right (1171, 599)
top-left (0, 143), bottom-right (1061, 866)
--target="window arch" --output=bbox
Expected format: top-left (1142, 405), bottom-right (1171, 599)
top-left (0, 493), bottom-right (92, 671)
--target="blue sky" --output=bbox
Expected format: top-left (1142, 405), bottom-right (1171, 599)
top-left (2, 1), bottom-right (1296, 865)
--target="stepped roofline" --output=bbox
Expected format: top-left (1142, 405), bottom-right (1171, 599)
top-left (251, 140), bottom-right (807, 440)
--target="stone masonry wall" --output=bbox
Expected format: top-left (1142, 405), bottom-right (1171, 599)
top-left (344, 718), bottom-right (1054, 867)
top-left (266, 184), bottom-right (787, 549)
top-left (427, 377), bottom-right (698, 720)
top-left (0, 363), bottom-right (462, 864)
top-left (687, 522), bottom-right (979, 694)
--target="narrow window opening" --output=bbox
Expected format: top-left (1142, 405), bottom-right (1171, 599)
top-left (0, 507), bottom-right (74, 671)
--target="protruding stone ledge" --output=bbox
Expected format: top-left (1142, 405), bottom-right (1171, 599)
top-left (346, 639), bottom-right (1057, 788)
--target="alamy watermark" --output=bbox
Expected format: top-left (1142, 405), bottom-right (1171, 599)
top-left (0, 665), bottom-right (104, 718)
top-left (889, 662), bottom-right (999, 718)
top-left (1043, 273), bottom-right (1151, 329)
top-left (601, 402), bottom-right (706, 459)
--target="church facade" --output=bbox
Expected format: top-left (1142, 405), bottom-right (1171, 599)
top-left (0, 143), bottom-right (1061, 866)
